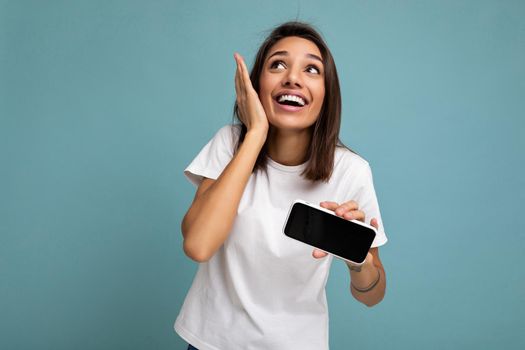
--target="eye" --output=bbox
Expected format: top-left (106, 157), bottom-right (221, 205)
top-left (270, 60), bottom-right (286, 70)
top-left (306, 65), bottom-right (321, 74)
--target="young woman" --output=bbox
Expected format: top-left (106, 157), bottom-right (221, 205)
top-left (175, 21), bottom-right (388, 350)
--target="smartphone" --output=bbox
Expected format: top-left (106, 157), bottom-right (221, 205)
top-left (283, 199), bottom-right (376, 265)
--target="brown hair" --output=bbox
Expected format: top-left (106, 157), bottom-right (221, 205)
top-left (233, 21), bottom-right (349, 182)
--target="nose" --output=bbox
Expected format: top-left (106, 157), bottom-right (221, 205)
top-left (282, 67), bottom-right (302, 88)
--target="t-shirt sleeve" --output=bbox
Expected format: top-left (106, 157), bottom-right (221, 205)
top-left (353, 162), bottom-right (388, 248)
top-left (183, 125), bottom-right (238, 187)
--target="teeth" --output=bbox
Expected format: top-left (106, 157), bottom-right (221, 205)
top-left (278, 94), bottom-right (305, 106)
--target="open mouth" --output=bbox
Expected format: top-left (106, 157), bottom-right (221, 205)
top-left (275, 94), bottom-right (307, 107)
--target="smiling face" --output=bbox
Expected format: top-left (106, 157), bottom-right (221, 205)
top-left (258, 36), bottom-right (325, 132)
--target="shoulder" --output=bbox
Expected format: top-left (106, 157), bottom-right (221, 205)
top-left (216, 123), bottom-right (241, 135)
top-left (334, 146), bottom-right (371, 174)
top-left (210, 124), bottom-right (241, 151)
top-left (216, 123), bottom-right (241, 142)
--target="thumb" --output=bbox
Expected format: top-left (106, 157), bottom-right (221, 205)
top-left (312, 248), bottom-right (328, 259)
top-left (370, 218), bottom-right (379, 230)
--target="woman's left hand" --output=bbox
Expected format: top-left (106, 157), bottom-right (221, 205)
top-left (312, 200), bottom-right (379, 260)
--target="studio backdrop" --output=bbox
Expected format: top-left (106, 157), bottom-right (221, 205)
top-left (1, 1), bottom-right (524, 349)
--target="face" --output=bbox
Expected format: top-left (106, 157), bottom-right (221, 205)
top-left (258, 36), bottom-right (325, 132)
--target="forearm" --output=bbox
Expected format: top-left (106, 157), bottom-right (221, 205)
top-left (183, 130), bottom-right (266, 262)
top-left (348, 261), bottom-right (386, 307)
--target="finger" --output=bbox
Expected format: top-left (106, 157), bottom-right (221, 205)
top-left (234, 53), bottom-right (245, 93)
top-left (320, 201), bottom-right (339, 211)
top-left (343, 210), bottom-right (365, 222)
top-left (335, 200), bottom-right (359, 216)
top-left (234, 55), bottom-right (242, 99)
top-left (312, 248), bottom-right (328, 259)
top-left (235, 53), bottom-right (246, 94)
top-left (235, 53), bottom-right (247, 88)
top-left (370, 218), bottom-right (379, 230)
top-left (234, 52), bottom-right (243, 69)
top-left (237, 54), bottom-right (253, 91)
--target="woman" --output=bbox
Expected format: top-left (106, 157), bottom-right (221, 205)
top-left (175, 21), bottom-right (388, 350)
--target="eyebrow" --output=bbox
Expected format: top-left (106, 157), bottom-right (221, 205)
top-left (267, 50), bottom-right (323, 63)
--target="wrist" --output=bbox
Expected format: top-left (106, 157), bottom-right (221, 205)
top-left (347, 262), bottom-right (363, 272)
top-left (346, 254), bottom-right (373, 273)
top-left (348, 256), bottom-right (380, 292)
top-left (246, 128), bottom-right (267, 146)
top-left (351, 267), bottom-right (381, 293)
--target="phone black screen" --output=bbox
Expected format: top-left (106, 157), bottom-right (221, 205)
top-left (284, 202), bottom-right (376, 264)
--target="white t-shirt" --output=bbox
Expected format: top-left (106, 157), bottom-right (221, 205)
top-left (175, 125), bottom-right (388, 350)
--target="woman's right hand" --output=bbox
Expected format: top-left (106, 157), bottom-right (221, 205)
top-left (234, 53), bottom-right (269, 138)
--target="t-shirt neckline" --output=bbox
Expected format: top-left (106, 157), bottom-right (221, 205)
top-left (266, 156), bottom-right (308, 173)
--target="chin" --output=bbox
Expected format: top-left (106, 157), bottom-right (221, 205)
top-left (268, 114), bottom-right (317, 131)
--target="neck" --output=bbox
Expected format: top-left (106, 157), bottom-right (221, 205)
top-left (266, 126), bottom-right (312, 166)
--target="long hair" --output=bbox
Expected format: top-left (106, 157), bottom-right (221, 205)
top-left (233, 21), bottom-right (348, 182)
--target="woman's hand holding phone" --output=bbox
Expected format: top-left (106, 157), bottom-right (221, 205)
top-left (234, 53), bottom-right (269, 139)
top-left (312, 200), bottom-right (379, 264)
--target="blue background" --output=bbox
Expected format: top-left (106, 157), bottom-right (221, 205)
top-left (1, 0), bottom-right (524, 349)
